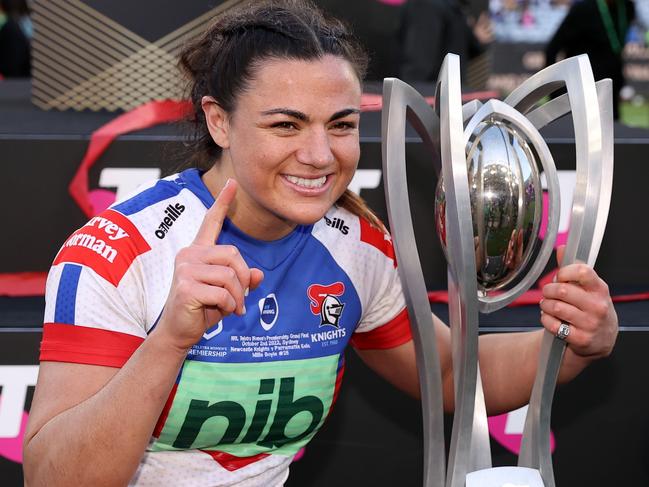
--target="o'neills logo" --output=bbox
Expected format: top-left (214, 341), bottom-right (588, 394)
top-left (54, 209), bottom-right (151, 286)
top-left (155, 203), bottom-right (186, 239)
top-left (324, 216), bottom-right (349, 235)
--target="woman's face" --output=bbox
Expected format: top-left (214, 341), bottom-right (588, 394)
top-left (204, 54), bottom-right (362, 240)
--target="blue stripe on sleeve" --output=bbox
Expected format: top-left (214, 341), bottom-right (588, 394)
top-left (112, 179), bottom-right (184, 216)
top-left (54, 264), bottom-right (83, 324)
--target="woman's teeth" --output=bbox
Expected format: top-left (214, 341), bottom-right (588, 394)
top-left (285, 175), bottom-right (326, 188)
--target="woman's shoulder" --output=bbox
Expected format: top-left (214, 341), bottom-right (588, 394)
top-left (52, 170), bottom-right (205, 284)
top-left (314, 205), bottom-right (395, 262)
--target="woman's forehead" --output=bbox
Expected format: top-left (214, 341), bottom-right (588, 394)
top-left (240, 55), bottom-right (362, 112)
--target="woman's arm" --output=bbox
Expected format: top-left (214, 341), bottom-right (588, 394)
top-left (23, 180), bottom-right (263, 486)
top-left (23, 334), bottom-right (187, 487)
top-left (357, 261), bottom-right (617, 414)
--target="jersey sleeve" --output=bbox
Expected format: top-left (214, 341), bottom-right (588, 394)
top-left (40, 209), bottom-right (152, 367)
top-left (350, 218), bottom-right (412, 350)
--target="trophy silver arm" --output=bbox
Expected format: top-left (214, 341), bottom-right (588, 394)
top-left (436, 54), bottom-right (492, 487)
top-left (382, 77), bottom-right (446, 487)
top-left (511, 58), bottom-right (614, 487)
top-left (526, 78), bottom-right (614, 265)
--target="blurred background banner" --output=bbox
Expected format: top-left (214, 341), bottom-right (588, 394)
top-left (1, 0), bottom-right (648, 486)
top-left (29, 0), bottom-right (245, 111)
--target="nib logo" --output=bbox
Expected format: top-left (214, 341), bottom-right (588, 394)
top-left (488, 405), bottom-right (555, 455)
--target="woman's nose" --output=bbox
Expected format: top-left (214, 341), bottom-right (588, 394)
top-left (296, 127), bottom-right (335, 167)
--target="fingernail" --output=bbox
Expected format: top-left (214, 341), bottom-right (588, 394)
top-left (242, 305), bottom-right (247, 314)
top-left (244, 287), bottom-right (249, 297)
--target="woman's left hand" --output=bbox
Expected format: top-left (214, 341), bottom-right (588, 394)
top-left (539, 259), bottom-right (618, 360)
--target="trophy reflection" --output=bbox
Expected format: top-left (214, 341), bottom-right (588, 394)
top-left (382, 54), bottom-right (613, 487)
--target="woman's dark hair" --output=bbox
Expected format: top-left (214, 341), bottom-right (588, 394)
top-left (179, 0), bottom-right (384, 230)
top-left (1, 0), bottom-right (29, 17)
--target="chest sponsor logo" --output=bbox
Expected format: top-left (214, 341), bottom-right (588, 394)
top-left (54, 209), bottom-right (151, 286)
top-left (155, 202), bottom-right (186, 239)
top-left (324, 215), bottom-right (349, 235)
top-left (173, 377), bottom-right (324, 451)
top-left (307, 282), bottom-right (345, 328)
top-left (258, 293), bottom-right (279, 331)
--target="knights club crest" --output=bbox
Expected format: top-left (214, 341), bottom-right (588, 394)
top-left (307, 282), bottom-right (346, 328)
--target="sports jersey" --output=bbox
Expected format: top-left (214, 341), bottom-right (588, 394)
top-left (40, 168), bottom-right (412, 486)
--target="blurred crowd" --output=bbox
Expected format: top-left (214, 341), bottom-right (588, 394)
top-left (0, 0), bottom-right (31, 78)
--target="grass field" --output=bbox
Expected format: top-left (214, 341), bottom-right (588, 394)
top-left (620, 99), bottom-right (649, 128)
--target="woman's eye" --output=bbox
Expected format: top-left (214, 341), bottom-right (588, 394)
top-left (271, 121), bottom-right (297, 130)
top-left (331, 121), bottom-right (357, 131)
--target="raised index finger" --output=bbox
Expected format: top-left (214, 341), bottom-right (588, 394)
top-left (193, 179), bottom-right (237, 246)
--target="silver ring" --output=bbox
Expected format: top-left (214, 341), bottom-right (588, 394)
top-left (556, 322), bottom-right (571, 341)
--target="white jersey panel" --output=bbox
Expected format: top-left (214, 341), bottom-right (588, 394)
top-left (123, 187), bottom-right (208, 330)
top-left (312, 206), bottom-right (406, 334)
top-left (130, 450), bottom-right (290, 487)
top-left (43, 263), bottom-right (64, 323)
top-left (44, 260), bottom-right (146, 337)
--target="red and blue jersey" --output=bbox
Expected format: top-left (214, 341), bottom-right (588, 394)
top-left (41, 168), bottom-right (411, 486)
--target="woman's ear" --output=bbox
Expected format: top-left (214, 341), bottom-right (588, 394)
top-left (201, 96), bottom-right (230, 149)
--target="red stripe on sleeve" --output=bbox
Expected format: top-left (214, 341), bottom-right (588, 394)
top-left (359, 218), bottom-right (396, 264)
top-left (350, 308), bottom-right (412, 350)
top-left (40, 323), bottom-right (145, 368)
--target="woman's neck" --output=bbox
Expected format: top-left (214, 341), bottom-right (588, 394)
top-left (201, 165), bottom-right (298, 241)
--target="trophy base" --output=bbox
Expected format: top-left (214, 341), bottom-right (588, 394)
top-left (465, 466), bottom-right (544, 487)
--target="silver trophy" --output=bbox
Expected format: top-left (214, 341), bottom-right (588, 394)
top-left (381, 54), bottom-right (613, 487)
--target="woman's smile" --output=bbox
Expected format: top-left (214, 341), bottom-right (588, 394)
top-left (282, 174), bottom-right (330, 192)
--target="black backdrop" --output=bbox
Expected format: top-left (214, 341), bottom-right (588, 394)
top-left (2, 78), bottom-right (649, 485)
top-left (1, 0), bottom-right (649, 482)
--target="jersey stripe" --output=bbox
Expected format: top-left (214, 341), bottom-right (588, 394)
top-left (153, 383), bottom-right (178, 438)
top-left (40, 323), bottom-right (145, 367)
top-left (359, 217), bottom-right (395, 263)
top-left (112, 179), bottom-right (184, 216)
top-left (54, 264), bottom-right (82, 324)
top-left (350, 307), bottom-right (412, 350)
top-left (199, 450), bottom-right (270, 471)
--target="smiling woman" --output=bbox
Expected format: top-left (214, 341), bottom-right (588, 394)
top-left (199, 55), bottom-right (363, 239)
top-left (22, 1), bottom-right (619, 486)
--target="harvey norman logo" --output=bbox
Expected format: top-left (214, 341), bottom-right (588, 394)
top-left (61, 215), bottom-right (130, 264)
top-left (54, 209), bottom-right (151, 286)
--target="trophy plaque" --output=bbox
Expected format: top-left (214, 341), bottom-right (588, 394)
top-left (381, 54), bottom-right (613, 487)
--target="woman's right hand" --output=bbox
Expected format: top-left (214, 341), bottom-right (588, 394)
top-left (154, 179), bottom-right (264, 352)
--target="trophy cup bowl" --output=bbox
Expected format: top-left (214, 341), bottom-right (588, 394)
top-left (434, 118), bottom-right (543, 291)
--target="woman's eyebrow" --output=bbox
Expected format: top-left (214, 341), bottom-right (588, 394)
top-left (260, 108), bottom-right (309, 121)
top-left (328, 108), bottom-right (361, 122)
top-left (259, 107), bottom-right (361, 123)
